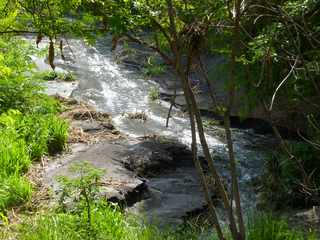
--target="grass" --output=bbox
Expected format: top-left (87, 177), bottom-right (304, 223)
top-left (247, 213), bottom-right (317, 240)
top-left (37, 70), bottom-right (76, 82)
top-left (2, 162), bottom-right (316, 240)
top-left (0, 110), bottom-right (68, 212)
top-left (1, 207), bottom-right (317, 240)
top-left (0, 37), bottom-right (69, 213)
top-left (148, 86), bottom-right (160, 102)
top-left (0, 176), bottom-right (32, 212)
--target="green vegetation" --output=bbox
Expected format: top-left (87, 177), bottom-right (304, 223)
top-left (148, 86), bottom-right (160, 102)
top-left (203, 119), bottom-right (222, 128)
top-left (1, 163), bottom-right (316, 240)
top-left (37, 70), bottom-right (76, 82)
top-left (261, 142), bottom-right (320, 209)
top-left (0, 37), bottom-right (68, 213)
top-left (4, 210), bottom-right (316, 240)
top-left (247, 214), bottom-right (317, 240)
top-left (142, 57), bottom-right (166, 77)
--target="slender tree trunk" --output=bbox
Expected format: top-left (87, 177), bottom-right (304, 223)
top-left (166, 78), bottom-right (177, 127)
top-left (222, 1), bottom-right (246, 239)
top-left (166, 1), bottom-right (242, 238)
top-left (177, 64), bottom-right (240, 240)
top-left (188, 99), bottom-right (225, 240)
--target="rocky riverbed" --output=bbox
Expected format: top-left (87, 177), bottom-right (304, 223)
top-left (29, 36), bottom-right (276, 227)
top-left (38, 95), bottom-right (210, 225)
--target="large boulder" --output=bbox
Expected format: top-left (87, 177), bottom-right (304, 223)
top-left (122, 138), bottom-right (194, 176)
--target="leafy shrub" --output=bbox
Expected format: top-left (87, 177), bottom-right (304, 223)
top-left (261, 142), bottom-right (320, 209)
top-left (0, 76), bottom-right (43, 114)
top-left (0, 37), bottom-right (69, 214)
top-left (0, 37), bottom-right (43, 114)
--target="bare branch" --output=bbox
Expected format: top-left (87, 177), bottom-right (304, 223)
top-left (269, 57), bottom-right (299, 111)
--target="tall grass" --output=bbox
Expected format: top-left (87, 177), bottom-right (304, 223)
top-left (0, 111), bottom-right (68, 211)
top-left (0, 37), bottom-right (69, 213)
top-left (0, 176), bottom-right (32, 212)
top-left (247, 213), bottom-right (317, 240)
top-left (7, 208), bottom-right (317, 240)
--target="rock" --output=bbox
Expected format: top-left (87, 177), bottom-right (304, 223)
top-left (71, 120), bottom-right (115, 133)
top-left (128, 167), bottom-right (208, 226)
top-left (122, 138), bottom-right (194, 176)
top-left (43, 141), bottom-right (148, 205)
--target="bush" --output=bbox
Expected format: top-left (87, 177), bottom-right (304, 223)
top-left (261, 142), bottom-right (320, 209)
top-left (0, 37), bottom-right (69, 214)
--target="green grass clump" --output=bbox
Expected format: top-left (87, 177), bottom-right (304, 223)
top-left (37, 70), bottom-right (76, 82)
top-left (0, 176), bottom-right (32, 212)
top-left (0, 129), bottom-right (30, 176)
top-left (0, 111), bottom-right (68, 211)
top-left (47, 115), bottom-right (69, 155)
top-left (148, 86), bottom-right (160, 102)
top-left (247, 213), bottom-right (317, 240)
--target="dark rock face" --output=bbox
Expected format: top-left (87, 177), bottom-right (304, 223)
top-left (122, 138), bottom-right (194, 176)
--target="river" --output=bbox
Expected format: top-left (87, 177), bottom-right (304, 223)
top-left (30, 36), bottom-right (274, 226)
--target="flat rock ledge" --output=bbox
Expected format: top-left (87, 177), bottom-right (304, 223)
top-left (44, 137), bottom-right (196, 206)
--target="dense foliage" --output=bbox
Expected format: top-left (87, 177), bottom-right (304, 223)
top-left (0, 37), bottom-right (68, 213)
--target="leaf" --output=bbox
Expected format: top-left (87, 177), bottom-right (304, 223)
top-left (48, 39), bottom-right (55, 70)
top-left (36, 34), bottom-right (42, 48)
top-left (59, 40), bottom-right (65, 61)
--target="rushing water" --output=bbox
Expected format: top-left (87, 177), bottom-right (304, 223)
top-left (31, 36), bottom-right (274, 224)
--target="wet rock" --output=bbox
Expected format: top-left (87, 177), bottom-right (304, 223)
top-left (128, 167), bottom-right (208, 226)
top-left (122, 138), bottom-right (194, 176)
top-left (71, 120), bottom-right (115, 133)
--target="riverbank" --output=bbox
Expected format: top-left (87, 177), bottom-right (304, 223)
top-left (0, 36), bottom-right (317, 239)
top-left (1, 94), bottom-right (318, 240)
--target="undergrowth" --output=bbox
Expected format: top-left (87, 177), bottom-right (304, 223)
top-left (261, 142), bottom-right (320, 209)
top-left (1, 163), bottom-right (316, 240)
top-left (0, 37), bottom-right (69, 213)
